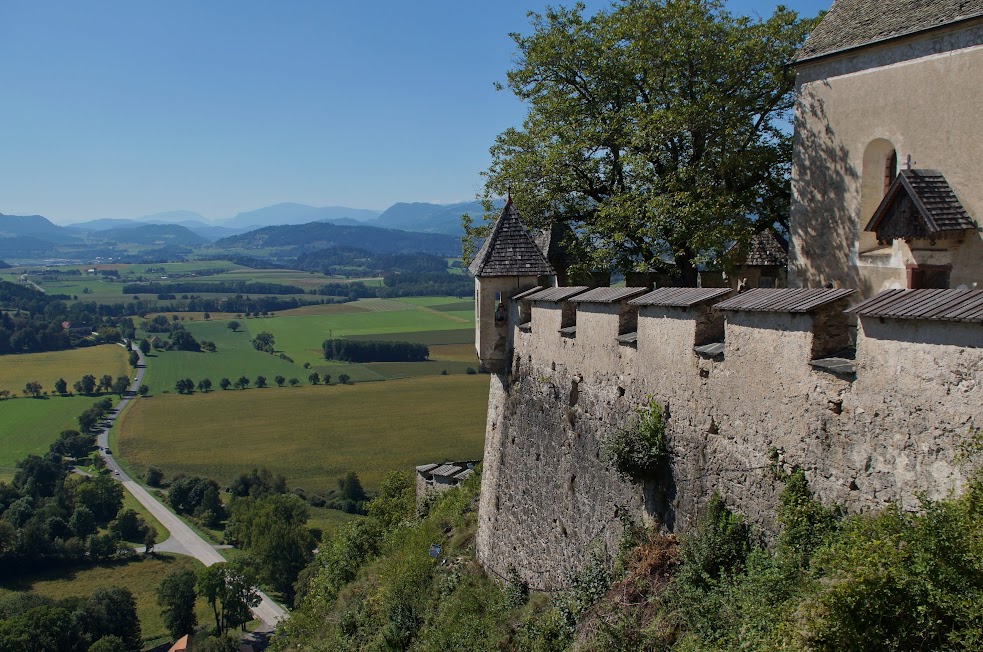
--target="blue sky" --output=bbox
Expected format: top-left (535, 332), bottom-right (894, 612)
top-left (0, 0), bottom-right (829, 223)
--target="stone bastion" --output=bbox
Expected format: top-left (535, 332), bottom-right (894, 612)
top-left (475, 285), bottom-right (983, 589)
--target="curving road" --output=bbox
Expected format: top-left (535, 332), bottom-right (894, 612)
top-left (98, 342), bottom-right (288, 630)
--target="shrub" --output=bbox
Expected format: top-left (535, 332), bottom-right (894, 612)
top-left (602, 400), bottom-right (668, 480)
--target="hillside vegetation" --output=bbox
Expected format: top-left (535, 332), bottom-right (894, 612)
top-left (272, 462), bottom-right (983, 652)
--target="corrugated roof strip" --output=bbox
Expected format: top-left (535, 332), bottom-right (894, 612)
top-left (569, 287), bottom-right (649, 303)
top-left (629, 287), bottom-right (733, 307)
top-left (846, 289), bottom-right (983, 322)
top-left (524, 286), bottom-right (591, 302)
top-left (714, 288), bottom-right (855, 313)
top-left (511, 285), bottom-right (545, 301)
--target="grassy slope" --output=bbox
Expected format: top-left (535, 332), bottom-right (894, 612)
top-left (115, 375), bottom-right (489, 493)
top-left (0, 554), bottom-right (212, 649)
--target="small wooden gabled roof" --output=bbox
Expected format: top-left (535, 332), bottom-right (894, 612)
top-left (726, 229), bottom-right (789, 267)
top-left (468, 200), bottom-right (555, 278)
top-left (865, 169), bottom-right (976, 241)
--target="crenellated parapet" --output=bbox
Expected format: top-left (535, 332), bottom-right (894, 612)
top-left (476, 285), bottom-right (983, 588)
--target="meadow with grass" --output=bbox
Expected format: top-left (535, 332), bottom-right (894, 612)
top-left (115, 376), bottom-right (488, 493)
top-left (0, 345), bottom-right (129, 479)
top-left (0, 554), bottom-right (212, 648)
top-left (138, 296), bottom-right (478, 392)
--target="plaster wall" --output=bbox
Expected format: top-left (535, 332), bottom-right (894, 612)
top-left (475, 276), bottom-right (539, 372)
top-left (790, 24), bottom-right (983, 295)
top-left (476, 305), bottom-right (982, 588)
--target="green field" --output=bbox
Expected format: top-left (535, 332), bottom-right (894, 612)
top-left (0, 261), bottom-right (361, 305)
top-left (0, 345), bottom-right (130, 479)
top-left (116, 376), bottom-right (489, 493)
top-left (0, 396), bottom-right (119, 479)
top-left (0, 555), bottom-right (212, 649)
top-left (246, 297), bottom-right (474, 367)
top-left (139, 297), bottom-right (477, 391)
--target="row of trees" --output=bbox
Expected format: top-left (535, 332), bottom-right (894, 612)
top-left (314, 273), bottom-right (471, 301)
top-left (169, 373), bottom-right (349, 395)
top-left (50, 373), bottom-right (130, 399)
top-left (323, 338), bottom-right (428, 363)
top-left (123, 280), bottom-right (306, 295)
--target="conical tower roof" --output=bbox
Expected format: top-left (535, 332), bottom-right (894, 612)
top-left (468, 200), bottom-right (555, 277)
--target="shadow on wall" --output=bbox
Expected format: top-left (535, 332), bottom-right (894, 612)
top-left (791, 84), bottom-right (864, 293)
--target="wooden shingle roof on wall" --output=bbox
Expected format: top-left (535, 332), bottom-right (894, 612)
top-left (796, 0), bottom-right (983, 62)
top-left (468, 201), bottom-right (555, 277)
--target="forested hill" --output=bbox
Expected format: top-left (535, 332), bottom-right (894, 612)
top-left (212, 221), bottom-right (459, 255)
top-left (0, 260), bottom-right (10, 269)
top-left (93, 223), bottom-right (208, 246)
top-left (294, 247), bottom-right (450, 276)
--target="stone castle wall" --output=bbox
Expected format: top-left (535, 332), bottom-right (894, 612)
top-left (475, 298), bottom-right (982, 589)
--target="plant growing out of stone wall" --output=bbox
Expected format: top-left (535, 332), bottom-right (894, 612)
top-left (602, 400), bottom-right (668, 481)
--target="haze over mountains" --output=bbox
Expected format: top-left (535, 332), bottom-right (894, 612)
top-left (53, 199), bottom-right (491, 238)
top-left (0, 198), bottom-right (494, 263)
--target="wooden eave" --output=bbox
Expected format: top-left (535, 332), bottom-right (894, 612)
top-left (864, 170), bottom-right (975, 242)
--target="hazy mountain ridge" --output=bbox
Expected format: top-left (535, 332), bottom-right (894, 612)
top-left (0, 214), bottom-right (82, 244)
top-left (221, 202), bottom-right (381, 228)
top-left (212, 221), bottom-right (459, 255)
top-left (93, 223), bottom-right (209, 246)
top-left (373, 200), bottom-right (492, 234)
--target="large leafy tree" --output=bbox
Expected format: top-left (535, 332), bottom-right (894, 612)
top-left (476, 0), bottom-right (819, 284)
top-left (157, 569), bottom-right (199, 640)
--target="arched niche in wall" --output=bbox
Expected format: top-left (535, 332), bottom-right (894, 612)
top-left (859, 138), bottom-right (898, 253)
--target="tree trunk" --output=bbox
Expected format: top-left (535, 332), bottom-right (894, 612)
top-left (675, 252), bottom-right (699, 287)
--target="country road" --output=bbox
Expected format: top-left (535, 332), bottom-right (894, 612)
top-left (98, 342), bottom-right (288, 629)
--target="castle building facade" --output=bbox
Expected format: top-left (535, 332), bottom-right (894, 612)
top-left (790, 0), bottom-right (983, 295)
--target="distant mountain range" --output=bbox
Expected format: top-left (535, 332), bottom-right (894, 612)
top-left (374, 200), bottom-right (491, 234)
top-left (0, 203), bottom-right (467, 263)
top-left (58, 199), bottom-right (495, 237)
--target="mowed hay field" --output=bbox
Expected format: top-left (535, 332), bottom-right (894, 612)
top-left (116, 375), bottom-right (489, 492)
top-left (0, 555), bottom-right (211, 648)
top-left (0, 344), bottom-right (129, 394)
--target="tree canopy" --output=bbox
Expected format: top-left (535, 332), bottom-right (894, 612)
top-left (473, 0), bottom-right (819, 284)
